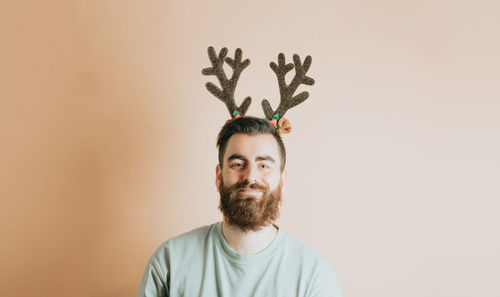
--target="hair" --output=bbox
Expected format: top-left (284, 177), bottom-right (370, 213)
top-left (216, 116), bottom-right (286, 171)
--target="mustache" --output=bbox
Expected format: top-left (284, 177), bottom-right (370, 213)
top-left (225, 180), bottom-right (268, 192)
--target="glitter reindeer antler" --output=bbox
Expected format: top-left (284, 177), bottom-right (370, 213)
top-left (261, 53), bottom-right (315, 120)
top-left (202, 46), bottom-right (252, 118)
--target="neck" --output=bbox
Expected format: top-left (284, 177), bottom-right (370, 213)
top-left (221, 218), bottom-right (278, 255)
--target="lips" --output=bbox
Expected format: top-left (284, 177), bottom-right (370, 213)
top-left (238, 188), bottom-right (263, 198)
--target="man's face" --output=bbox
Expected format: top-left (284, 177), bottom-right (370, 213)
top-left (216, 133), bottom-right (286, 231)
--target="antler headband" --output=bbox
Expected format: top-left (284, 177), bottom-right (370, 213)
top-left (202, 46), bottom-right (315, 134)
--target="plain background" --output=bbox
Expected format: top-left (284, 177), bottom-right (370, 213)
top-left (1, 1), bottom-right (499, 296)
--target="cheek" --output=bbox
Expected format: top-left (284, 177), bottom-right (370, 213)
top-left (265, 173), bottom-right (281, 188)
top-left (222, 171), bottom-right (239, 185)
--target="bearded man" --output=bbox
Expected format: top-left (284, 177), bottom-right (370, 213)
top-left (137, 117), bottom-right (342, 297)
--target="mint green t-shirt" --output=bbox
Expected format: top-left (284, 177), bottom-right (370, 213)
top-left (137, 222), bottom-right (341, 297)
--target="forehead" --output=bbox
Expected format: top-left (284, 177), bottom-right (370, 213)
top-left (223, 133), bottom-right (281, 161)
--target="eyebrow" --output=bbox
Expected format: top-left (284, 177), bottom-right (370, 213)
top-left (256, 155), bottom-right (276, 163)
top-left (227, 154), bottom-right (275, 163)
top-left (227, 154), bottom-right (247, 162)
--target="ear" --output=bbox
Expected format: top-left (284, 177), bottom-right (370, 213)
top-left (280, 170), bottom-right (288, 192)
top-left (215, 164), bottom-right (222, 189)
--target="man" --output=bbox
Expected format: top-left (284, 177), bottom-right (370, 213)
top-left (137, 117), bottom-right (342, 297)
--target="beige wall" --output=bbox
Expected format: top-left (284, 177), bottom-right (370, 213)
top-left (1, 1), bottom-right (499, 296)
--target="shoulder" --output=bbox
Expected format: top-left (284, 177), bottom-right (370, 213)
top-left (166, 223), bottom-right (216, 247)
top-left (149, 222), bottom-right (218, 262)
top-left (282, 230), bottom-right (330, 264)
top-left (137, 224), bottom-right (220, 296)
top-left (281, 230), bottom-right (342, 295)
top-left (154, 222), bottom-right (217, 253)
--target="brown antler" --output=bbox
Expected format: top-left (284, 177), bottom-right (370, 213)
top-left (202, 46), bottom-right (252, 118)
top-left (261, 53), bottom-right (315, 120)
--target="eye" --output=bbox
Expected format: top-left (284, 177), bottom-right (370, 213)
top-left (230, 162), bottom-right (244, 168)
top-left (260, 163), bottom-right (272, 169)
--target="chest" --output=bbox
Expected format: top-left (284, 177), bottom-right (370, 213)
top-left (168, 246), bottom-right (313, 297)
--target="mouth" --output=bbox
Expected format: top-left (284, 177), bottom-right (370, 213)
top-left (238, 188), bottom-right (263, 198)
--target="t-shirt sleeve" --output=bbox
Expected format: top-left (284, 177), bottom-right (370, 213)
top-left (309, 260), bottom-right (342, 297)
top-left (136, 249), bottom-right (169, 297)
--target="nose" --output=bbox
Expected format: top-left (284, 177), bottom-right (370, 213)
top-left (242, 163), bottom-right (259, 184)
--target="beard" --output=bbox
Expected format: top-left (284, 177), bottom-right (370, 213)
top-left (218, 178), bottom-right (282, 232)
